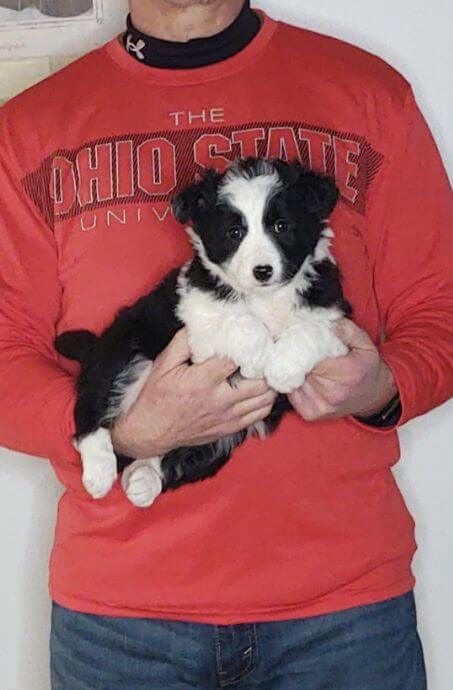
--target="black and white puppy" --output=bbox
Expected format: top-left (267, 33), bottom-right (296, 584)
top-left (56, 158), bottom-right (351, 508)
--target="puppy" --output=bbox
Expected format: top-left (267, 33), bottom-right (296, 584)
top-left (56, 158), bottom-right (351, 508)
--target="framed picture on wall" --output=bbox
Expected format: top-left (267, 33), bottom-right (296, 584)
top-left (0, 0), bottom-right (127, 59)
top-left (0, 1), bottom-right (101, 27)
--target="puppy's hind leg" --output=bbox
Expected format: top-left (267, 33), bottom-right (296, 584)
top-left (76, 428), bottom-right (118, 499)
top-left (122, 433), bottom-right (248, 508)
top-left (161, 433), bottom-right (247, 490)
top-left (121, 457), bottom-right (163, 508)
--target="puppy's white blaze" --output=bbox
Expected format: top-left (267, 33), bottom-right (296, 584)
top-left (219, 172), bottom-right (284, 290)
top-left (219, 169), bottom-right (281, 206)
top-left (223, 159), bottom-right (275, 184)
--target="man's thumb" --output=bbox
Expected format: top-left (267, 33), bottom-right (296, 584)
top-left (335, 318), bottom-right (375, 351)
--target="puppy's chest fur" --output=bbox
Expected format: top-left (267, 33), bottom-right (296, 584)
top-left (176, 256), bottom-right (348, 387)
top-left (178, 282), bottom-right (301, 342)
top-left (246, 286), bottom-right (305, 338)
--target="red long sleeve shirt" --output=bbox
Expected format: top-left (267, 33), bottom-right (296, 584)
top-left (0, 13), bottom-right (452, 623)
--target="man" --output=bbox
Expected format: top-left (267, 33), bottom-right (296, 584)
top-left (0, 0), bottom-right (451, 687)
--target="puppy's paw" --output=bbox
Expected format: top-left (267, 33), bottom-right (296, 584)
top-left (264, 322), bottom-right (348, 393)
top-left (263, 326), bottom-right (312, 393)
top-left (264, 356), bottom-right (307, 394)
top-left (224, 315), bottom-right (273, 379)
top-left (83, 460), bottom-right (117, 500)
top-left (188, 336), bottom-right (216, 365)
top-left (122, 458), bottom-right (163, 508)
top-left (78, 430), bottom-right (117, 499)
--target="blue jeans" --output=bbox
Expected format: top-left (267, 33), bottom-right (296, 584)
top-left (50, 592), bottom-right (427, 689)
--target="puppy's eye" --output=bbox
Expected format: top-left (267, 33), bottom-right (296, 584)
top-left (227, 226), bottom-right (244, 240)
top-left (274, 219), bottom-right (290, 234)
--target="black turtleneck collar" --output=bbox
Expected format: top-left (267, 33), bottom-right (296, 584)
top-left (123, 1), bottom-right (261, 70)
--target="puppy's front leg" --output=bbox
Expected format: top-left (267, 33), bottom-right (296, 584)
top-left (264, 318), bottom-right (348, 394)
top-left (76, 428), bottom-right (118, 499)
top-left (189, 313), bottom-right (273, 379)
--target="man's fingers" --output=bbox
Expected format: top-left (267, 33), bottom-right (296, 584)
top-left (308, 320), bottom-right (377, 379)
top-left (335, 318), bottom-right (375, 351)
top-left (288, 381), bottom-right (333, 421)
top-left (194, 355), bottom-right (239, 383)
top-left (238, 404), bottom-right (276, 430)
top-left (288, 388), bottom-right (315, 418)
top-left (232, 390), bottom-right (277, 418)
top-left (227, 376), bottom-right (272, 401)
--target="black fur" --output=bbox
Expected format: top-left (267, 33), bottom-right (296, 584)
top-left (186, 256), bottom-right (237, 301)
top-left (55, 330), bottom-right (97, 362)
top-left (300, 260), bottom-right (352, 315)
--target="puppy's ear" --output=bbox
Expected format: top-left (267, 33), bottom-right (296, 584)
top-left (171, 183), bottom-right (203, 225)
top-left (299, 170), bottom-right (339, 219)
top-left (172, 169), bottom-right (222, 225)
top-left (274, 160), bottom-right (339, 219)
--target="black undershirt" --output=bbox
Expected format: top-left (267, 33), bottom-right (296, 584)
top-left (122, 1), bottom-right (261, 70)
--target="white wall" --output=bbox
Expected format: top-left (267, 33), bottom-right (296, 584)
top-left (0, 2), bottom-right (451, 689)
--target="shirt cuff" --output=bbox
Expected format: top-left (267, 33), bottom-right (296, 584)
top-left (348, 342), bottom-right (409, 434)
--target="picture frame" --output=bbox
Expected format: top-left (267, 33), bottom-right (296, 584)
top-left (0, 0), bottom-right (127, 59)
top-left (0, 1), bottom-right (101, 29)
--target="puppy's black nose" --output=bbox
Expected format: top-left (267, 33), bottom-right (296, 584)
top-left (253, 265), bottom-right (273, 282)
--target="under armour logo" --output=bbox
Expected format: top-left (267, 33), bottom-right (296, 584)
top-left (126, 35), bottom-right (146, 61)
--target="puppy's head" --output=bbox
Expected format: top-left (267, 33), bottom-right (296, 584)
top-left (172, 158), bottom-right (339, 294)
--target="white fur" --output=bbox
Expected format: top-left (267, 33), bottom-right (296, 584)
top-left (121, 457), bottom-right (163, 508)
top-left (264, 307), bottom-right (348, 393)
top-left (104, 357), bottom-right (153, 422)
top-left (76, 428), bottom-right (117, 499)
top-left (218, 171), bottom-right (284, 291)
top-left (177, 287), bottom-right (273, 378)
top-left (119, 359), bottom-right (153, 416)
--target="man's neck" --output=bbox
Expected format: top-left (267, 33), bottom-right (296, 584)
top-left (129, 0), bottom-right (246, 43)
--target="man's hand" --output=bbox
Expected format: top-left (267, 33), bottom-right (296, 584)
top-left (112, 328), bottom-right (277, 458)
top-left (288, 319), bottom-right (398, 421)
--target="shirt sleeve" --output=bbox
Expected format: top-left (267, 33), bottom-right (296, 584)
top-left (0, 122), bottom-right (79, 482)
top-left (356, 87), bottom-right (453, 431)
